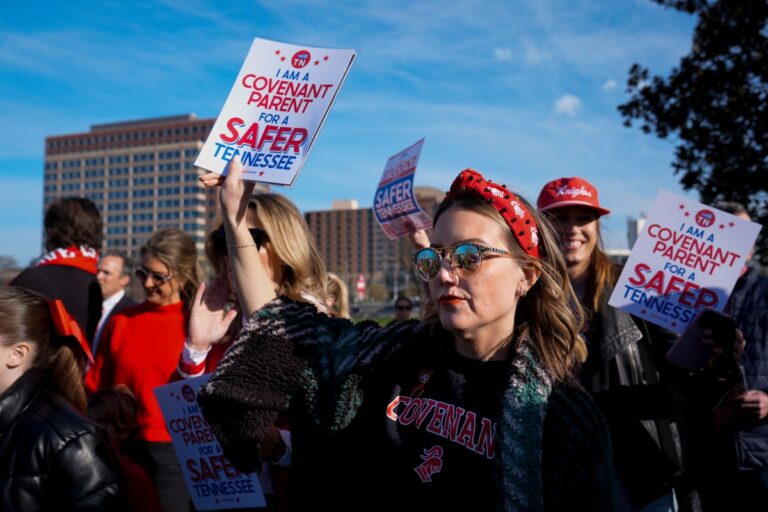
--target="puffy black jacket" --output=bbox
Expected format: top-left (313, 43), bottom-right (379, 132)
top-left (0, 369), bottom-right (126, 511)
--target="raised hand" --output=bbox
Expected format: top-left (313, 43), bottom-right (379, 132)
top-left (403, 219), bottom-right (430, 249)
top-left (198, 159), bottom-right (255, 228)
top-left (188, 278), bottom-right (239, 351)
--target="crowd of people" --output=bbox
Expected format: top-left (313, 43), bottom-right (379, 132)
top-left (0, 161), bottom-right (765, 511)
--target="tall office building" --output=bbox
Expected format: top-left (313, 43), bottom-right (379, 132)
top-left (43, 114), bottom-right (219, 256)
top-left (305, 186), bottom-right (444, 297)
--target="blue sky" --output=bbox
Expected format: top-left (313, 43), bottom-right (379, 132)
top-left (0, 0), bottom-right (698, 266)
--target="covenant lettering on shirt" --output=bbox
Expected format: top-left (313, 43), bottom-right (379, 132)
top-left (386, 396), bottom-right (496, 459)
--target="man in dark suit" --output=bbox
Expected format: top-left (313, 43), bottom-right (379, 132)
top-left (93, 252), bottom-right (136, 355)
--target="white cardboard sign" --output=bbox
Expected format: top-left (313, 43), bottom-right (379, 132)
top-left (608, 190), bottom-right (761, 333)
top-left (373, 139), bottom-right (432, 239)
top-left (194, 37), bottom-right (356, 186)
top-left (154, 375), bottom-right (266, 510)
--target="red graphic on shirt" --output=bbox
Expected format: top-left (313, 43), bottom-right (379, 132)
top-left (385, 395), bottom-right (497, 459)
top-left (414, 445), bottom-right (444, 483)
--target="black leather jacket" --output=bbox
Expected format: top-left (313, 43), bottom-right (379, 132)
top-left (0, 369), bottom-right (126, 511)
top-left (580, 287), bottom-right (683, 507)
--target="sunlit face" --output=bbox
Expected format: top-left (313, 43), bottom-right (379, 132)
top-left (549, 206), bottom-right (599, 278)
top-left (139, 255), bottom-right (182, 306)
top-left (97, 255), bottom-right (128, 299)
top-left (428, 207), bottom-right (532, 349)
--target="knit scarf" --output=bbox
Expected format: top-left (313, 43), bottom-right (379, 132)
top-left (35, 245), bottom-right (99, 275)
top-left (493, 342), bottom-right (554, 511)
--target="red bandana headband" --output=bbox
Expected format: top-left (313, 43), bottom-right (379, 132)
top-left (445, 169), bottom-right (541, 259)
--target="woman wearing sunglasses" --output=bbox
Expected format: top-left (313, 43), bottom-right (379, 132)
top-left (537, 177), bottom-right (682, 512)
top-left (196, 161), bottom-right (612, 511)
top-left (180, 193), bottom-right (327, 379)
top-left (86, 227), bottom-right (201, 512)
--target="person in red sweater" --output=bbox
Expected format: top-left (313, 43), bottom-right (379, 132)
top-left (86, 228), bottom-right (200, 512)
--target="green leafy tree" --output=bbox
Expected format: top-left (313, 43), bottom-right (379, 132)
top-left (619, 0), bottom-right (768, 262)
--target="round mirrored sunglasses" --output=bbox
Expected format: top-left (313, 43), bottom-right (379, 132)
top-left (412, 242), bottom-right (513, 281)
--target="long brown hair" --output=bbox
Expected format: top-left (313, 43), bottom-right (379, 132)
top-left (0, 287), bottom-right (87, 412)
top-left (141, 228), bottom-right (202, 310)
top-left (422, 195), bottom-right (587, 381)
top-left (583, 226), bottom-right (617, 315)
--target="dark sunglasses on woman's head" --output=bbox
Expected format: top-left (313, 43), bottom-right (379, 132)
top-left (212, 227), bottom-right (269, 255)
top-left (134, 265), bottom-right (173, 286)
top-left (396, 305), bottom-right (412, 311)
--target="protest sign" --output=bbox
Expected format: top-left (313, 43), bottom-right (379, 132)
top-left (195, 37), bottom-right (356, 186)
top-left (373, 139), bottom-right (432, 239)
top-left (154, 375), bottom-right (265, 510)
top-left (608, 190), bottom-right (761, 334)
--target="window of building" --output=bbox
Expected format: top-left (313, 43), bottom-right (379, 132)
top-left (158, 187), bottom-right (180, 196)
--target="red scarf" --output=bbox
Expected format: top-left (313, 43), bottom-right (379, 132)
top-left (35, 245), bottom-right (99, 275)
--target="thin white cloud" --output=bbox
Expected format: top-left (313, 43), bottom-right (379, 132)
top-left (522, 39), bottom-right (547, 64)
top-left (603, 79), bottom-right (618, 91)
top-left (554, 94), bottom-right (581, 116)
top-left (494, 47), bottom-right (513, 62)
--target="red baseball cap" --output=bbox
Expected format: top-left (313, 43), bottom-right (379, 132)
top-left (536, 177), bottom-right (611, 216)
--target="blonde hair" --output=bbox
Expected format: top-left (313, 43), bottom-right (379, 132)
top-left (250, 194), bottom-right (327, 302)
top-left (0, 287), bottom-right (87, 412)
top-left (141, 228), bottom-right (202, 310)
top-left (423, 195), bottom-right (587, 381)
top-left (326, 273), bottom-right (350, 318)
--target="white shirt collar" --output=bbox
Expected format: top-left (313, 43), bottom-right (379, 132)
top-left (102, 289), bottom-right (126, 311)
